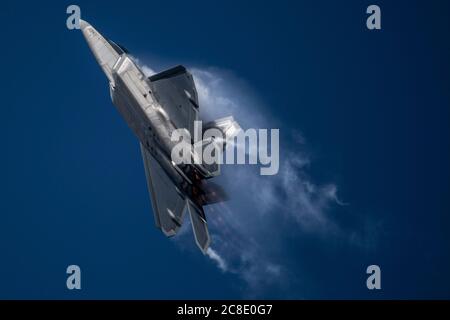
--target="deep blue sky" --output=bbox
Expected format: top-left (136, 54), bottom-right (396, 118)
top-left (1, 0), bottom-right (449, 299)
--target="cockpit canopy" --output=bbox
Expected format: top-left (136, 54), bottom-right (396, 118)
top-left (107, 39), bottom-right (129, 55)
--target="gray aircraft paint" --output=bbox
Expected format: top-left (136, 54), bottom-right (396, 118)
top-left (80, 20), bottom-right (239, 253)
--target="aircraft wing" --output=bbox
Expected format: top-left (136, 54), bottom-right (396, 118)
top-left (140, 143), bottom-right (186, 236)
top-left (148, 65), bottom-right (199, 136)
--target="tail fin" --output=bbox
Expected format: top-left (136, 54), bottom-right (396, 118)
top-left (203, 116), bottom-right (241, 148)
top-left (198, 116), bottom-right (241, 177)
top-left (187, 201), bottom-right (210, 253)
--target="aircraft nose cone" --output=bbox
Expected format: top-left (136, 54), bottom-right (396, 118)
top-left (79, 19), bottom-right (90, 31)
top-left (78, 19), bottom-right (119, 83)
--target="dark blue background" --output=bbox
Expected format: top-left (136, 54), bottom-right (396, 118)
top-left (1, 0), bottom-right (449, 298)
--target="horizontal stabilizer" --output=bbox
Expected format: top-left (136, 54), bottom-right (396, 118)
top-left (187, 201), bottom-right (210, 254)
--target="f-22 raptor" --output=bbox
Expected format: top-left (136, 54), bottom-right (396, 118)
top-left (79, 20), bottom-right (239, 253)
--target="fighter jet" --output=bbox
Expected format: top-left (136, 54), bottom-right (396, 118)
top-left (79, 20), bottom-right (239, 253)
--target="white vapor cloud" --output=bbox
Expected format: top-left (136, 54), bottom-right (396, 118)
top-left (190, 67), bottom-right (348, 296)
top-left (137, 61), bottom-right (370, 297)
top-left (141, 65), bottom-right (156, 77)
top-left (206, 248), bottom-right (227, 272)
